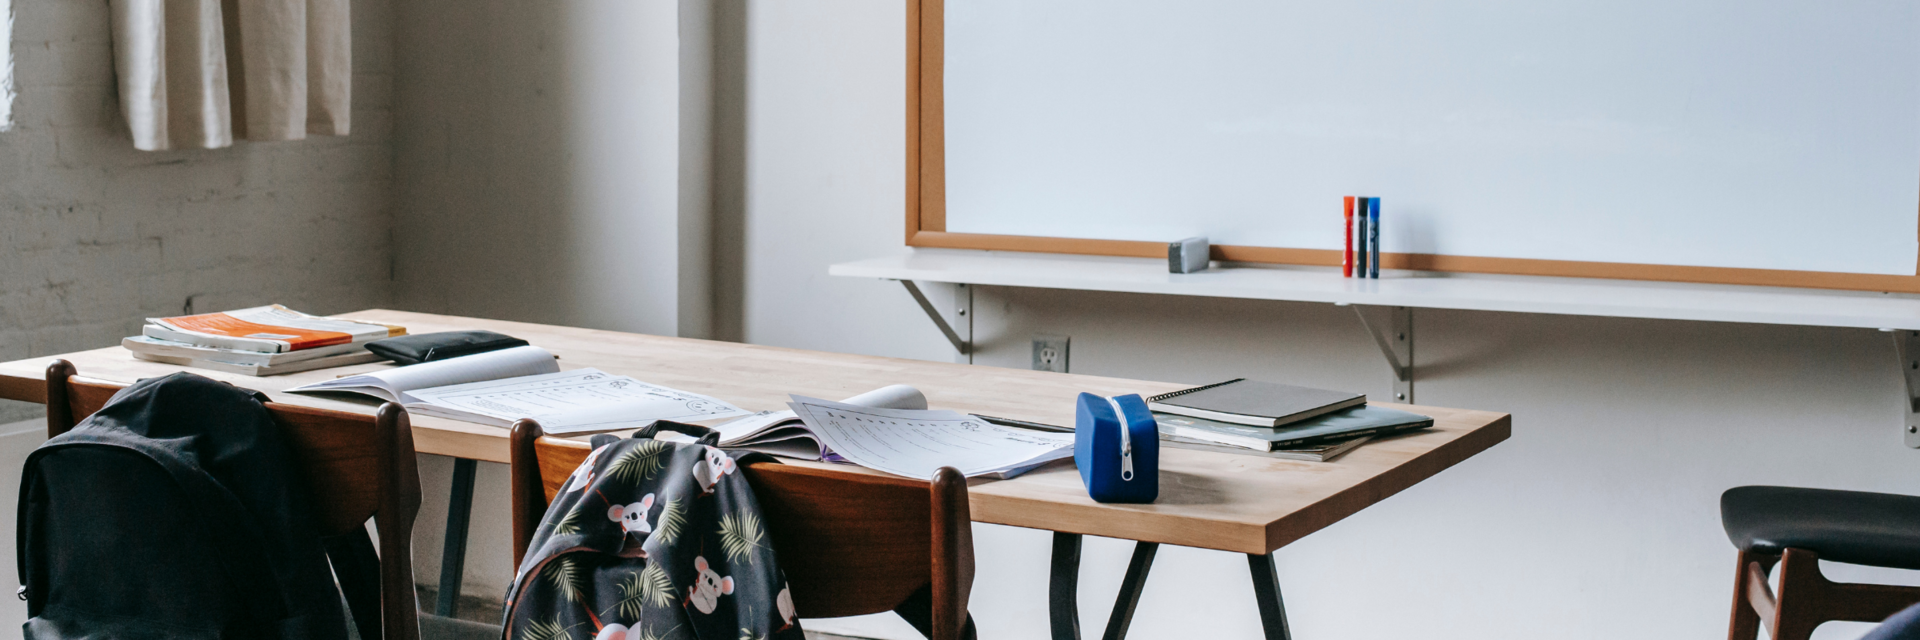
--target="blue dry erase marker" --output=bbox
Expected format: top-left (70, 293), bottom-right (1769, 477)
top-left (1354, 197), bottom-right (1369, 277)
top-left (1367, 197), bottom-right (1381, 279)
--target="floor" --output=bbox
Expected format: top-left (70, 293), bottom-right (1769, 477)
top-left (418, 551), bottom-right (880, 640)
top-left (415, 585), bottom-right (506, 624)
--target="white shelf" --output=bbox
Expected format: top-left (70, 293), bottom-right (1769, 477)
top-left (830, 249), bottom-right (1920, 331)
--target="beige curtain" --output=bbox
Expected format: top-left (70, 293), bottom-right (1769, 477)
top-left (110, 0), bottom-right (349, 151)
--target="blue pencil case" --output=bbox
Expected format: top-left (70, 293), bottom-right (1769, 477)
top-left (1074, 392), bottom-right (1159, 504)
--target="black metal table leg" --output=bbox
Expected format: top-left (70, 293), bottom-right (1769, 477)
top-left (1050, 533), bottom-right (1160, 640)
top-left (1100, 542), bottom-right (1158, 640)
top-left (1246, 553), bottom-right (1292, 640)
top-left (436, 458), bottom-right (479, 617)
top-left (1050, 532), bottom-right (1084, 640)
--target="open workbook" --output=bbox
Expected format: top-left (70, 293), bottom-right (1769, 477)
top-left (713, 385), bottom-right (927, 458)
top-left (713, 385), bottom-right (1074, 480)
top-left (287, 346), bottom-right (748, 434)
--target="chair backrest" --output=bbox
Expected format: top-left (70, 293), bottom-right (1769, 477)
top-left (509, 420), bottom-right (975, 640)
top-left (45, 360), bottom-right (423, 640)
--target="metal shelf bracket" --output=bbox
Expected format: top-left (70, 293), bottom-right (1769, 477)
top-left (1351, 305), bottom-right (1414, 403)
top-left (899, 280), bottom-right (972, 362)
top-left (1887, 329), bottom-right (1920, 448)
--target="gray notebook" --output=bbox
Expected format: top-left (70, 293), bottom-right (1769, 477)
top-left (1155, 406), bottom-right (1431, 451)
top-left (1147, 378), bottom-right (1365, 427)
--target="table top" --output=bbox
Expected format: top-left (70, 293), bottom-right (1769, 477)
top-left (832, 248), bottom-right (1920, 330)
top-left (0, 309), bottom-right (1509, 554)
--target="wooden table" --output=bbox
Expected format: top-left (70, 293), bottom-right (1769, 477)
top-left (0, 310), bottom-right (1510, 639)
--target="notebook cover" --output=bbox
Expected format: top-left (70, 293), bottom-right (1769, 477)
top-left (1154, 405), bottom-right (1431, 450)
top-left (1162, 434), bottom-right (1373, 463)
top-left (1148, 379), bottom-right (1364, 426)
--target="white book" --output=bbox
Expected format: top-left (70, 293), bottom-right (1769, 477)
top-left (130, 350), bottom-right (385, 377)
top-left (711, 385), bottom-right (1070, 479)
top-left (712, 384), bottom-right (929, 460)
top-left (288, 346), bottom-right (749, 435)
top-left (288, 345), bottom-right (563, 403)
top-left (125, 335), bottom-right (371, 366)
top-left (785, 395), bottom-right (1074, 480)
top-left (405, 369), bottom-right (749, 435)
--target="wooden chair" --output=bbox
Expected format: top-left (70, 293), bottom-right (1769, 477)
top-left (509, 420), bottom-right (977, 640)
top-left (1721, 485), bottom-right (1920, 640)
top-left (45, 360), bottom-right (424, 640)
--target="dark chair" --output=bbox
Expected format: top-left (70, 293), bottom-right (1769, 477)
top-left (1721, 485), bottom-right (1920, 640)
top-left (509, 420), bottom-right (977, 640)
top-left (46, 360), bottom-right (424, 640)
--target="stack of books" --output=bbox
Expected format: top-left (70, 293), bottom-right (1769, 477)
top-left (1147, 379), bottom-right (1432, 462)
top-left (123, 305), bottom-right (406, 376)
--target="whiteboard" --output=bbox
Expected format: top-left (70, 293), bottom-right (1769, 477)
top-left (941, 0), bottom-right (1920, 276)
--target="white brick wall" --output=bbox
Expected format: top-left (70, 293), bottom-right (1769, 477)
top-left (0, 0), bottom-right (396, 423)
top-left (2, 0), bottom-right (14, 131)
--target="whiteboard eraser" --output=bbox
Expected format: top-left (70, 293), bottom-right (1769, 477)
top-left (1169, 237), bottom-right (1209, 273)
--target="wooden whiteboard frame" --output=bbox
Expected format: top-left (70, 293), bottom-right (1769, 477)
top-left (904, 0), bottom-right (1920, 293)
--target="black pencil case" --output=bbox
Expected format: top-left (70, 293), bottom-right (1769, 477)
top-left (365, 330), bottom-right (529, 365)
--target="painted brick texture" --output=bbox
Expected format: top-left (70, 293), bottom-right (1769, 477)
top-left (0, 0), bottom-right (395, 422)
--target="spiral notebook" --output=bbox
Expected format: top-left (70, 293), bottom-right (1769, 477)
top-left (1146, 378), bottom-right (1365, 428)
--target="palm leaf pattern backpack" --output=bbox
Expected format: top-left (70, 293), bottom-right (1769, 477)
top-left (505, 422), bottom-right (802, 640)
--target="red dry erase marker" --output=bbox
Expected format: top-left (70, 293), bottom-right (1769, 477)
top-left (1342, 196), bottom-right (1355, 277)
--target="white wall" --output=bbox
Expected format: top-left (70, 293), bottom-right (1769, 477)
top-left (389, 0), bottom-right (716, 600)
top-left (391, 0), bottom-right (704, 339)
top-left (728, 3), bottom-right (1920, 640)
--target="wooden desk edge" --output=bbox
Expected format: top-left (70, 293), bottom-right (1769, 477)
top-left (0, 371), bottom-right (46, 405)
top-left (0, 364), bottom-right (510, 461)
top-left (963, 414), bottom-right (1512, 555)
top-left (1262, 412), bottom-right (1512, 554)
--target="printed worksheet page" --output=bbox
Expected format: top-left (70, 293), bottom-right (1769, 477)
top-left (787, 396), bottom-right (1072, 480)
top-left (406, 369), bottom-right (748, 434)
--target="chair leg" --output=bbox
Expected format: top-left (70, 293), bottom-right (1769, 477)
top-left (893, 586), bottom-right (978, 640)
top-left (44, 360), bottom-right (76, 439)
top-left (1771, 548), bottom-right (1827, 640)
top-left (1727, 549), bottom-right (1777, 640)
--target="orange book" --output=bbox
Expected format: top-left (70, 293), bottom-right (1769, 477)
top-left (145, 305), bottom-right (405, 353)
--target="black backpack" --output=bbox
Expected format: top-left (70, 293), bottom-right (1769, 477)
top-left (16, 373), bottom-right (371, 640)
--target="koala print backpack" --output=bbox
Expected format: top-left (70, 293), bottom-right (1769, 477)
top-left (504, 422), bottom-right (803, 640)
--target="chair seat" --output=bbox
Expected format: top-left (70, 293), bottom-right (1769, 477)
top-left (1722, 486), bottom-right (1920, 571)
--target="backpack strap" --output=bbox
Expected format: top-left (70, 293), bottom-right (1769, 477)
top-left (634, 420), bottom-right (721, 446)
top-left (324, 530), bottom-right (383, 640)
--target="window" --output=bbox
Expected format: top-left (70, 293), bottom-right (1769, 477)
top-left (0, 0), bottom-right (12, 130)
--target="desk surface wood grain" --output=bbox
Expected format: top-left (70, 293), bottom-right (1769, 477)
top-left (0, 309), bottom-right (1509, 554)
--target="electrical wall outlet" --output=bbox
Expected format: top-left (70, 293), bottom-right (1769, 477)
top-left (1032, 335), bottom-right (1070, 373)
